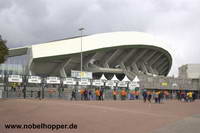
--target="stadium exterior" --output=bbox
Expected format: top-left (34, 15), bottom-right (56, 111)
top-left (8, 31), bottom-right (172, 80)
top-left (1, 31), bottom-right (200, 99)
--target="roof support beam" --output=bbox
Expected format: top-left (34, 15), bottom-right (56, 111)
top-left (83, 53), bottom-right (97, 68)
top-left (63, 58), bottom-right (72, 68)
top-left (131, 49), bottom-right (148, 66)
top-left (141, 63), bottom-right (148, 74)
top-left (123, 49), bottom-right (137, 64)
top-left (105, 49), bottom-right (123, 67)
top-left (131, 63), bottom-right (139, 73)
top-left (154, 58), bottom-right (168, 70)
top-left (149, 66), bottom-right (155, 74)
top-left (157, 61), bottom-right (168, 72)
top-left (144, 51), bottom-right (157, 63)
top-left (58, 58), bottom-right (72, 77)
top-left (149, 53), bottom-right (164, 66)
top-left (60, 67), bottom-right (66, 77)
top-left (160, 66), bottom-right (169, 75)
top-left (99, 50), bottom-right (116, 68)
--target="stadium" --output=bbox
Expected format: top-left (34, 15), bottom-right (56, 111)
top-left (1, 31), bottom-right (200, 100)
top-left (7, 31), bottom-right (172, 80)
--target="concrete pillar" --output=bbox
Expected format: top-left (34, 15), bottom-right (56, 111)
top-left (59, 67), bottom-right (66, 77)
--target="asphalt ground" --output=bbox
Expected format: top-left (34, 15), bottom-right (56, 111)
top-left (0, 99), bottom-right (200, 133)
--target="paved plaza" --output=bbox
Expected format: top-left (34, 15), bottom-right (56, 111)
top-left (0, 99), bottom-right (200, 133)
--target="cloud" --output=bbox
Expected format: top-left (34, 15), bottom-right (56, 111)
top-left (0, 0), bottom-right (199, 76)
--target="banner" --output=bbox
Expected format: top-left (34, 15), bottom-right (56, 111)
top-left (71, 70), bottom-right (92, 79)
top-left (8, 75), bottom-right (22, 83)
top-left (92, 80), bottom-right (104, 86)
top-left (78, 79), bottom-right (91, 85)
top-left (161, 82), bottom-right (168, 86)
top-left (63, 78), bottom-right (76, 85)
top-left (46, 77), bottom-right (60, 84)
top-left (28, 76), bottom-right (41, 84)
top-left (105, 80), bottom-right (116, 87)
top-left (118, 81), bottom-right (128, 87)
top-left (129, 82), bottom-right (140, 89)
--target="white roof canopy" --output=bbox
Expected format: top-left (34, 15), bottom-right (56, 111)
top-left (133, 76), bottom-right (140, 82)
top-left (122, 75), bottom-right (130, 82)
top-left (100, 74), bottom-right (107, 80)
top-left (111, 74), bottom-right (119, 81)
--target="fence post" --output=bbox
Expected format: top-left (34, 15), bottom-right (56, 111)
top-left (23, 75), bottom-right (27, 99)
top-left (3, 74), bottom-right (8, 98)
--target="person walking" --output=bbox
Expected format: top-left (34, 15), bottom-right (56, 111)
top-left (120, 88), bottom-right (127, 100)
top-left (142, 90), bottom-right (147, 103)
top-left (84, 89), bottom-right (88, 100)
top-left (135, 91), bottom-right (139, 100)
top-left (147, 91), bottom-right (152, 103)
top-left (112, 89), bottom-right (117, 100)
top-left (154, 91), bottom-right (159, 103)
top-left (80, 88), bottom-right (85, 100)
top-left (71, 90), bottom-right (76, 100)
top-left (37, 90), bottom-right (41, 100)
top-left (158, 91), bottom-right (162, 104)
top-left (95, 89), bottom-right (100, 100)
top-left (187, 91), bottom-right (193, 102)
top-left (100, 88), bottom-right (104, 101)
top-left (88, 90), bottom-right (93, 100)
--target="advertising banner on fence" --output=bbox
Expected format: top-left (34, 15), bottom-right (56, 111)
top-left (129, 82), bottom-right (140, 89)
top-left (78, 79), bottom-right (91, 85)
top-left (46, 77), bottom-right (60, 84)
top-left (63, 78), bottom-right (76, 85)
top-left (71, 70), bottom-right (92, 79)
top-left (28, 76), bottom-right (41, 84)
top-left (105, 80), bottom-right (116, 87)
top-left (8, 75), bottom-right (22, 83)
top-left (118, 81), bottom-right (128, 87)
top-left (92, 80), bottom-right (104, 86)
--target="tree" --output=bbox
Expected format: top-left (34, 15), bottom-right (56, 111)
top-left (0, 35), bottom-right (8, 64)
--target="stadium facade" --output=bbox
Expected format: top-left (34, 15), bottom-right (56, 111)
top-left (1, 31), bottom-right (200, 99)
top-left (7, 31), bottom-right (172, 80)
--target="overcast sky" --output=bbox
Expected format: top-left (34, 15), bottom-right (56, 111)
top-left (0, 0), bottom-right (200, 76)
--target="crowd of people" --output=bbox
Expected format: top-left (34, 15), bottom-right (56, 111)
top-left (70, 88), bottom-right (198, 103)
top-left (8, 83), bottom-right (199, 103)
top-left (176, 91), bottom-right (197, 102)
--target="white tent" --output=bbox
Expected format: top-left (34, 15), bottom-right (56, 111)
top-left (122, 75), bottom-right (130, 82)
top-left (100, 74), bottom-right (107, 80)
top-left (133, 76), bottom-right (140, 82)
top-left (111, 74), bottom-right (119, 81)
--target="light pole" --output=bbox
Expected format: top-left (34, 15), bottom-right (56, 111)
top-left (79, 28), bottom-right (84, 78)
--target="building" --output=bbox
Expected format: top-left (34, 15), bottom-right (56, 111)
top-left (1, 32), bottom-right (200, 99)
top-left (6, 31), bottom-right (172, 80)
top-left (179, 64), bottom-right (200, 90)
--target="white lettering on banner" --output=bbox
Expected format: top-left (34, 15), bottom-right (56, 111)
top-left (129, 82), bottom-right (140, 89)
top-left (71, 70), bottom-right (92, 79)
top-left (118, 81), bottom-right (128, 87)
top-left (105, 80), bottom-right (116, 87)
top-left (79, 79), bottom-right (91, 85)
top-left (8, 75), bottom-right (22, 83)
top-left (63, 78), bottom-right (76, 85)
top-left (28, 76), bottom-right (41, 84)
top-left (92, 80), bottom-right (104, 86)
top-left (46, 77), bottom-right (60, 84)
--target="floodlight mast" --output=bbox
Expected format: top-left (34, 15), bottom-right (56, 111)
top-left (79, 28), bottom-right (84, 80)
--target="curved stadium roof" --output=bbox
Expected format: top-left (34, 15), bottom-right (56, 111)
top-left (9, 31), bottom-right (172, 77)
